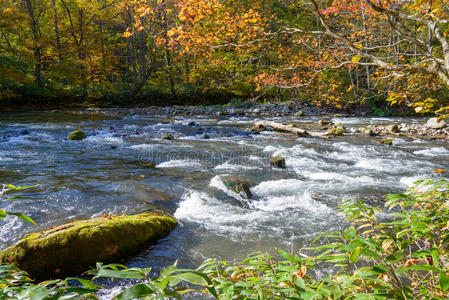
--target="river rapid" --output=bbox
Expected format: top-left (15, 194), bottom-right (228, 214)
top-left (0, 110), bottom-right (448, 297)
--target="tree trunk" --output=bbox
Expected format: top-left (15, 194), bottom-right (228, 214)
top-left (162, 6), bottom-right (176, 97)
top-left (24, 0), bottom-right (43, 87)
top-left (51, 0), bottom-right (62, 62)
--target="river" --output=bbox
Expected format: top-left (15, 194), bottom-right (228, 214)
top-left (0, 110), bottom-right (448, 297)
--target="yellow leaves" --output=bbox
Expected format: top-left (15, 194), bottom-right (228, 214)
top-left (413, 98), bottom-right (437, 113)
top-left (123, 28), bottom-right (133, 38)
top-left (167, 29), bottom-right (176, 37)
top-left (352, 55), bottom-right (361, 63)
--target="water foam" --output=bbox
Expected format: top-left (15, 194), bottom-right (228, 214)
top-left (157, 159), bottom-right (203, 169)
top-left (413, 147), bottom-right (449, 156)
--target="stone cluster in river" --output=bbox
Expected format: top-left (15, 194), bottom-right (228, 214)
top-left (65, 103), bottom-right (449, 140)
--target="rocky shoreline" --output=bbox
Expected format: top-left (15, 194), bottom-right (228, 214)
top-left (67, 104), bottom-right (449, 140)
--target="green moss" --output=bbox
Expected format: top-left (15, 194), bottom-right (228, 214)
top-left (0, 212), bottom-right (177, 281)
top-left (67, 130), bottom-right (86, 140)
top-left (162, 133), bottom-right (174, 140)
top-left (222, 177), bottom-right (252, 199)
top-left (327, 126), bottom-right (346, 136)
top-left (379, 138), bottom-right (394, 146)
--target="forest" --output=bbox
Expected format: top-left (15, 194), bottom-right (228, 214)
top-left (1, 0), bottom-right (449, 114)
top-left (1, 0), bottom-right (449, 299)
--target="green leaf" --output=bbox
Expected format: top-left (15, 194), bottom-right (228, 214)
top-left (114, 283), bottom-right (154, 300)
top-left (350, 247), bottom-right (360, 263)
top-left (4, 184), bottom-right (37, 191)
top-left (7, 212), bottom-right (36, 225)
top-left (0, 210), bottom-right (6, 219)
top-left (277, 248), bottom-right (300, 263)
top-left (173, 272), bottom-right (209, 286)
top-left (359, 248), bottom-right (381, 259)
top-left (386, 251), bottom-right (403, 263)
top-left (440, 273), bottom-right (449, 292)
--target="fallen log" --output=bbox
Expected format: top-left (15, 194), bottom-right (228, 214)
top-left (250, 120), bottom-right (328, 138)
top-left (250, 120), bottom-right (309, 137)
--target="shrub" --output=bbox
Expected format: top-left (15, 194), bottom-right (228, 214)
top-left (1, 177), bottom-right (449, 299)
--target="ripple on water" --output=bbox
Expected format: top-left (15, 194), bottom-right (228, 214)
top-left (413, 147), bottom-right (449, 156)
top-left (156, 159), bottom-right (203, 169)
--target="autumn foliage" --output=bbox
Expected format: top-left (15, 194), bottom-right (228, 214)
top-left (1, 0), bottom-right (449, 114)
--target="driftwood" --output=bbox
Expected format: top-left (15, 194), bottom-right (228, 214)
top-left (250, 120), bottom-right (328, 138)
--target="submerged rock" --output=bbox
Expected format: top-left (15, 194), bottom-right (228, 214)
top-left (379, 138), bottom-right (394, 146)
top-left (222, 176), bottom-right (252, 199)
top-left (427, 117), bottom-right (447, 129)
top-left (162, 133), bottom-right (174, 140)
top-left (269, 156), bottom-right (286, 168)
top-left (67, 130), bottom-right (86, 140)
top-left (0, 212), bottom-right (177, 280)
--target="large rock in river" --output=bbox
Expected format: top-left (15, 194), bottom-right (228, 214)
top-left (222, 176), bottom-right (252, 199)
top-left (67, 129), bottom-right (86, 140)
top-left (0, 212), bottom-right (177, 280)
top-left (426, 117), bottom-right (447, 129)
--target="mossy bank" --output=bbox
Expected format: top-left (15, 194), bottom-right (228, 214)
top-left (0, 212), bottom-right (177, 280)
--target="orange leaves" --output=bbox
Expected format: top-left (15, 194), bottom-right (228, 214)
top-left (432, 169), bottom-right (448, 175)
top-left (168, 0), bottom-right (266, 56)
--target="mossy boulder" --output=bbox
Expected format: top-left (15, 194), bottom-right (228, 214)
top-left (222, 176), bottom-right (252, 199)
top-left (294, 111), bottom-right (304, 117)
top-left (67, 130), bottom-right (86, 140)
top-left (379, 138), bottom-right (394, 146)
top-left (0, 212), bottom-right (177, 281)
top-left (327, 125), bottom-right (346, 136)
top-left (269, 156), bottom-right (286, 168)
top-left (162, 133), bottom-right (174, 140)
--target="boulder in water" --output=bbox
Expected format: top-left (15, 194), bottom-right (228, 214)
top-left (386, 124), bottom-right (399, 133)
top-left (379, 138), bottom-right (393, 146)
top-left (269, 156), bottom-right (286, 168)
top-left (364, 129), bottom-right (375, 136)
top-left (67, 130), bottom-right (86, 140)
top-left (0, 212), bottom-right (177, 280)
top-left (426, 118), bottom-right (447, 129)
top-left (162, 133), bottom-right (174, 140)
top-left (327, 124), bottom-right (346, 136)
top-left (222, 176), bottom-right (252, 199)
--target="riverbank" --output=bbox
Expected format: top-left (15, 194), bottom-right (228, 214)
top-left (29, 102), bottom-right (445, 140)
top-left (2, 95), bottom-right (408, 117)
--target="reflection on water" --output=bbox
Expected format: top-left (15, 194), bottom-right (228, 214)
top-left (0, 111), bottom-right (448, 297)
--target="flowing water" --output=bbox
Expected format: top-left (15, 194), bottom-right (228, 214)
top-left (0, 110), bottom-right (448, 297)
